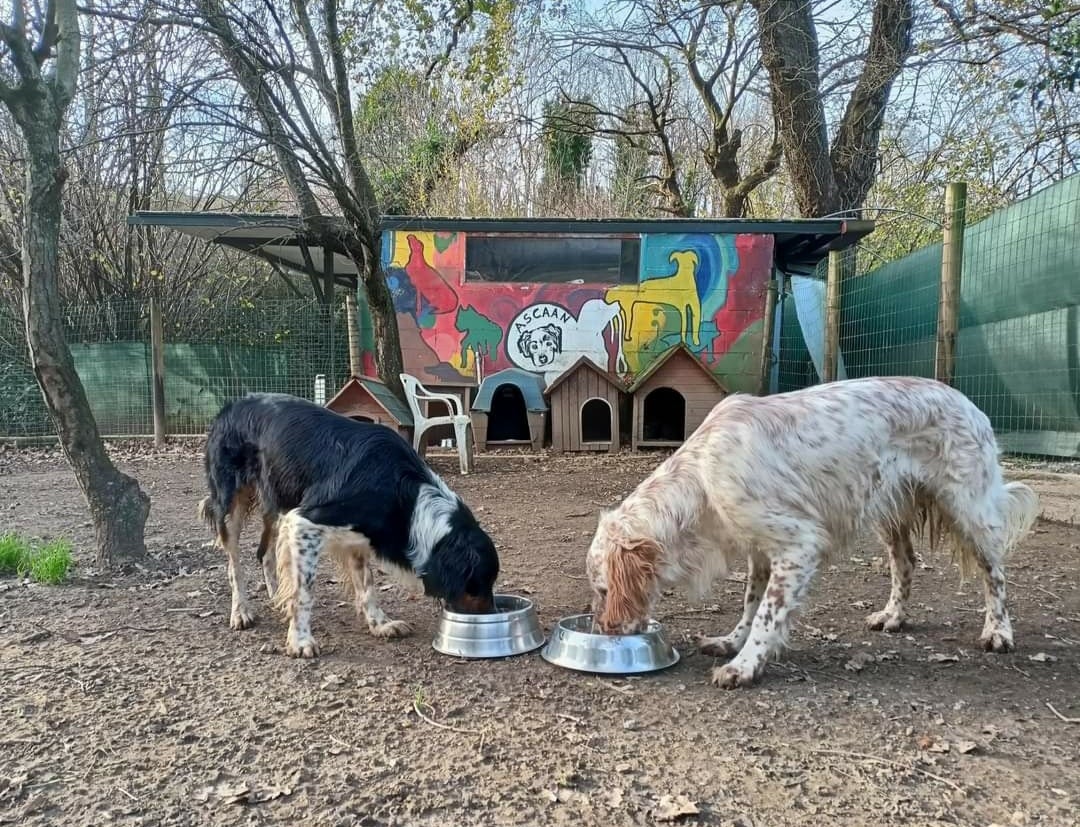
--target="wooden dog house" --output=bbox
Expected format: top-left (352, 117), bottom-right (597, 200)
top-left (470, 368), bottom-right (548, 451)
top-left (325, 375), bottom-right (413, 440)
top-left (628, 344), bottom-right (728, 450)
top-left (544, 357), bottom-right (626, 453)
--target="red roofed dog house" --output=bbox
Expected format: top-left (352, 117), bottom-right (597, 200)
top-left (325, 375), bottom-right (413, 440)
top-left (628, 343), bottom-right (728, 451)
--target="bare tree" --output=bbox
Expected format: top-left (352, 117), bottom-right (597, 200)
top-left (751, 0), bottom-right (915, 217)
top-left (0, 0), bottom-right (150, 566)
top-left (555, 0), bottom-right (782, 217)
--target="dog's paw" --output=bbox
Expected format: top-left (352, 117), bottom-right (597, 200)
top-left (695, 634), bottom-right (742, 659)
top-left (711, 662), bottom-right (759, 690)
top-left (979, 629), bottom-right (1013, 653)
top-left (865, 610), bottom-right (904, 633)
top-left (230, 605), bottom-right (256, 630)
top-left (370, 619), bottom-right (412, 639)
top-left (285, 635), bottom-right (320, 658)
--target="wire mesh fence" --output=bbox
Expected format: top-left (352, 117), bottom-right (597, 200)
top-left (0, 297), bottom-right (350, 439)
top-left (778, 173), bottom-right (1080, 458)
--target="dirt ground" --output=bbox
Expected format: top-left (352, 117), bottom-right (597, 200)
top-left (1, 444), bottom-right (1078, 827)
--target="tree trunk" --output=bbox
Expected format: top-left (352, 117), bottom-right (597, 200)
top-left (753, 0), bottom-right (913, 218)
top-left (21, 122), bottom-right (149, 569)
top-left (752, 0), bottom-right (839, 217)
top-left (342, 228), bottom-right (404, 399)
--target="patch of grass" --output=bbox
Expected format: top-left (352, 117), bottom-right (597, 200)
top-left (23, 539), bottom-right (74, 585)
top-left (0, 534), bottom-right (73, 584)
top-left (0, 533), bottom-right (31, 575)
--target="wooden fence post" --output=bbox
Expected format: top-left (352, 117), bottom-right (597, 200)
top-left (935, 181), bottom-right (967, 385)
top-left (149, 296), bottom-right (167, 447)
top-left (758, 277), bottom-right (778, 396)
top-left (823, 250), bottom-right (843, 383)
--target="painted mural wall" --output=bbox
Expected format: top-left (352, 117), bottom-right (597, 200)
top-left (375, 230), bottom-right (774, 393)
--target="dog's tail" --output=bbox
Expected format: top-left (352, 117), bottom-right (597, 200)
top-left (1001, 481), bottom-right (1039, 552)
top-left (196, 496), bottom-right (216, 531)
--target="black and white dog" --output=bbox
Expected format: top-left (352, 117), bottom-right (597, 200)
top-left (198, 392), bottom-right (500, 657)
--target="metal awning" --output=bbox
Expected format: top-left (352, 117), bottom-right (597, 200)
top-left (127, 211), bottom-right (875, 289)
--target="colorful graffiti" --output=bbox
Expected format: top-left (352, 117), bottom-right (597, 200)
top-left (377, 228), bottom-right (773, 389)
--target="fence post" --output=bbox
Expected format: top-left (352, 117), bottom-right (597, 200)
top-left (823, 250), bottom-right (843, 384)
top-left (149, 296), bottom-right (167, 446)
top-left (758, 277), bottom-right (778, 396)
top-left (344, 291), bottom-right (362, 378)
top-left (935, 181), bottom-right (967, 385)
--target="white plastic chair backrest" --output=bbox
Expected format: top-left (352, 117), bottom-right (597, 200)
top-left (400, 373), bottom-right (462, 420)
top-left (399, 374), bottom-right (427, 422)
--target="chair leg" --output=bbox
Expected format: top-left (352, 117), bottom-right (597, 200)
top-left (453, 420), bottom-right (473, 474)
top-left (414, 424), bottom-right (428, 457)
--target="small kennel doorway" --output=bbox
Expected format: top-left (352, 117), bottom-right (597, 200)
top-left (470, 368), bottom-right (549, 451)
top-left (581, 398), bottom-right (613, 443)
top-left (544, 357), bottom-right (624, 453)
top-left (628, 344), bottom-right (729, 451)
top-left (486, 384), bottom-right (531, 442)
top-left (641, 387), bottom-right (685, 442)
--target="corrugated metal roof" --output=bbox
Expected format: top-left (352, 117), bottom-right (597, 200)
top-left (127, 211), bottom-right (875, 278)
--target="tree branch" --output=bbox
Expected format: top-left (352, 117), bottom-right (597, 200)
top-left (52, 0), bottom-right (79, 106)
top-left (830, 0), bottom-right (915, 212)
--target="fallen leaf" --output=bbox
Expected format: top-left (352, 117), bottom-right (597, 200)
top-left (1028, 652), bottom-right (1057, 663)
top-left (844, 651), bottom-right (874, 672)
top-left (928, 653), bottom-right (959, 664)
top-left (604, 787), bottom-right (625, 807)
top-left (195, 781), bottom-right (251, 806)
top-left (249, 783), bottom-right (292, 804)
top-left (320, 674), bottom-right (345, 690)
top-left (539, 789), bottom-right (557, 804)
top-left (956, 741), bottom-right (978, 755)
top-left (78, 631), bottom-right (118, 645)
top-left (917, 734), bottom-right (947, 752)
top-left (196, 611), bottom-right (215, 619)
top-left (655, 794), bottom-right (699, 821)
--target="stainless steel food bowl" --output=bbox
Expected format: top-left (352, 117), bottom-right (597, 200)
top-left (432, 594), bottom-right (546, 659)
top-left (540, 614), bottom-right (680, 675)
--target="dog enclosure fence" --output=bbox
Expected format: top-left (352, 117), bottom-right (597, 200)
top-left (778, 174), bottom-right (1080, 458)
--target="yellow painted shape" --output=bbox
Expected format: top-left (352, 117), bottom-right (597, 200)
top-left (389, 230), bottom-right (438, 269)
top-left (604, 249), bottom-right (703, 357)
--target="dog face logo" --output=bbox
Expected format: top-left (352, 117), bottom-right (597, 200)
top-left (507, 303), bottom-right (574, 373)
top-left (517, 323), bottom-right (562, 368)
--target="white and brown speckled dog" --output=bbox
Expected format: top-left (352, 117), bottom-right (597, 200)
top-left (586, 377), bottom-right (1039, 688)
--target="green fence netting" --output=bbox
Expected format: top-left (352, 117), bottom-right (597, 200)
top-left (0, 298), bottom-right (350, 438)
top-left (779, 174), bottom-right (1080, 457)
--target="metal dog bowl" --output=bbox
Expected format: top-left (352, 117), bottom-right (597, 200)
top-left (432, 594), bottom-right (546, 659)
top-left (540, 614), bottom-right (680, 675)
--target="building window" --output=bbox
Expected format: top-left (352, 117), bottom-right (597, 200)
top-left (465, 234), bottom-right (640, 285)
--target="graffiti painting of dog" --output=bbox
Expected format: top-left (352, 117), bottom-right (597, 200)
top-left (516, 323), bottom-right (563, 369)
top-left (507, 301), bottom-right (624, 382)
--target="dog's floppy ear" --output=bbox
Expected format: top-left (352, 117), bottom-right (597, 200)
top-left (600, 536), bottom-right (661, 633)
top-left (516, 328), bottom-right (534, 356)
top-left (543, 323), bottom-right (563, 351)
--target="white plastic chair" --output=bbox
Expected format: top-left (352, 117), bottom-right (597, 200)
top-left (399, 373), bottom-right (474, 474)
